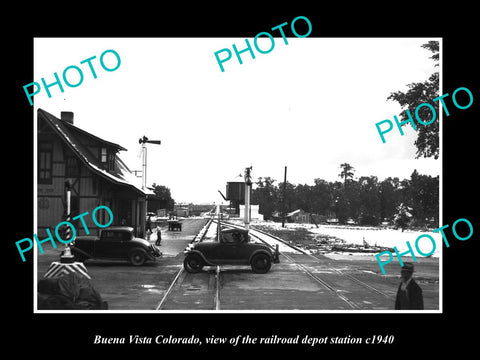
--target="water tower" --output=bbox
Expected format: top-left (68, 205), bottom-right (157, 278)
top-left (225, 175), bottom-right (245, 216)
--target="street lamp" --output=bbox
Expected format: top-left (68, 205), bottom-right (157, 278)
top-left (138, 136), bottom-right (161, 190)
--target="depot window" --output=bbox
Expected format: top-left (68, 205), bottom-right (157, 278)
top-left (100, 147), bottom-right (107, 163)
top-left (65, 156), bottom-right (79, 177)
top-left (100, 147), bottom-right (115, 171)
top-left (38, 141), bottom-right (53, 184)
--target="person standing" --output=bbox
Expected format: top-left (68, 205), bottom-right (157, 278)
top-left (155, 226), bottom-right (162, 246)
top-left (395, 262), bottom-right (424, 310)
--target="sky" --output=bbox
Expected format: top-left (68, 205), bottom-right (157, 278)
top-left (34, 37), bottom-right (441, 204)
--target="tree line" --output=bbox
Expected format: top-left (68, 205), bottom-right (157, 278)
top-left (251, 163), bottom-right (439, 229)
top-left (147, 183), bottom-right (175, 212)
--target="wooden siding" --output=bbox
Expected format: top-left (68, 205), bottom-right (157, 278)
top-left (37, 137), bottom-right (105, 236)
top-left (37, 111), bottom-right (147, 239)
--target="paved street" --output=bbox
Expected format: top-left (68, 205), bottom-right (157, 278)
top-left (37, 218), bottom-right (209, 310)
top-left (159, 253), bottom-right (438, 311)
top-left (36, 218), bottom-right (439, 311)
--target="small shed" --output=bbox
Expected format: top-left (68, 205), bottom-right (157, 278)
top-left (286, 209), bottom-right (311, 224)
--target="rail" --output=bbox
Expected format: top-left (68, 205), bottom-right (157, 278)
top-left (155, 216), bottom-right (220, 310)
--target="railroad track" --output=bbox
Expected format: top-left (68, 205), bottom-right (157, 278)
top-left (155, 216), bottom-right (220, 310)
top-left (222, 221), bottom-right (393, 309)
top-left (156, 217), bottom-right (393, 311)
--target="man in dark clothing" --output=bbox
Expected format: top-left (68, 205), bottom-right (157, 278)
top-left (155, 226), bottom-right (162, 246)
top-left (395, 262), bottom-right (424, 310)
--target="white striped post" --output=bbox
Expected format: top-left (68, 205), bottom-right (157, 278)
top-left (60, 180), bottom-right (75, 264)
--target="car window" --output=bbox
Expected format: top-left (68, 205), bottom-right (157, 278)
top-left (222, 233), bottom-right (235, 244)
top-left (102, 231), bottom-right (130, 242)
top-left (222, 231), bottom-right (247, 244)
top-left (232, 231), bottom-right (243, 243)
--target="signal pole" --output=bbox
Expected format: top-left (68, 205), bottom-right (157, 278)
top-left (282, 166), bottom-right (287, 228)
top-left (141, 141), bottom-right (146, 189)
top-left (138, 136), bottom-right (161, 190)
top-left (244, 166), bottom-right (252, 230)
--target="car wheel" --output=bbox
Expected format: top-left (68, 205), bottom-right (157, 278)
top-left (251, 253), bottom-right (271, 274)
top-left (129, 250), bottom-right (146, 266)
top-left (184, 253), bottom-right (204, 273)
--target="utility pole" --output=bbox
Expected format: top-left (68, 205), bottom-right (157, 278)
top-left (282, 166), bottom-right (287, 228)
top-left (244, 166), bottom-right (252, 230)
top-left (216, 203), bottom-right (221, 241)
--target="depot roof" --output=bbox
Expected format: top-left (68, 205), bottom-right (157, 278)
top-left (38, 108), bottom-right (151, 196)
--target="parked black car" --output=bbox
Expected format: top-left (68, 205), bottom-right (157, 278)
top-left (68, 226), bottom-right (161, 266)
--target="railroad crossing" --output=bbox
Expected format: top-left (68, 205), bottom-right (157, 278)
top-left (36, 217), bottom-right (439, 311)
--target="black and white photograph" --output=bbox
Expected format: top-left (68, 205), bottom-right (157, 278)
top-left (7, 5), bottom-right (478, 356)
top-left (32, 37), bottom-right (442, 313)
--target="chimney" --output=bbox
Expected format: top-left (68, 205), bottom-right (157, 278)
top-left (61, 111), bottom-right (74, 124)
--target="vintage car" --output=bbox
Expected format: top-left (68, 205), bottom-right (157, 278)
top-left (183, 227), bottom-right (280, 274)
top-left (67, 226), bottom-right (161, 266)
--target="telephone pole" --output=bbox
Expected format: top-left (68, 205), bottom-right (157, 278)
top-left (244, 166), bottom-right (252, 230)
top-left (282, 166), bottom-right (287, 228)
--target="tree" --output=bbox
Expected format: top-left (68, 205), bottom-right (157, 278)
top-left (149, 183), bottom-right (175, 212)
top-left (278, 181), bottom-right (296, 213)
top-left (252, 177), bottom-right (278, 220)
top-left (402, 170), bottom-right (439, 227)
top-left (294, 184), bottom-right (314, 213)
top-left (379, 177), bottom-right (401, 221)
top-left (394, 203), bottom-right (413, 231)
top-left (338, 163), bottom-right (355, 186)
top-left (249, 166), bottom-right (437, 229)
top-left (311, 178), bottom-right (333, 215)
top-left (387, 41), bottom-right (440, 159)
top-left (330, 181), bottom-right (347, 223)
top-left (358, 176), bottom-right (381, 225)
top-left (336, 163), bottom-right (358, 223)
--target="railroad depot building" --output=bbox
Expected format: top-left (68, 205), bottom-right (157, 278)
top-left (37, 108), bottom-right (149, 238)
